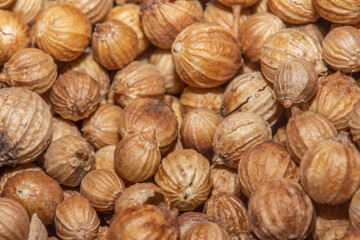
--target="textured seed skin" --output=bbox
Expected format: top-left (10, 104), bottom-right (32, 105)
top-left (1, 171), bottom-right (64, 225)
top-left (221, 72), bottom-right (283, 126)
top-left (274, 58), bottom-right (318, 109)
top-left (140, 0), bottom-right (203, 49)
top-left (44, 135), bottom-right (95, 187)
top-left (180, 222), bottom-right (230, 240)
top-left (33, 5), bottom-right (91, 62)
top-left (260, 28), bottom-right (326, 83)
top-left (238, 142), bottom-right (299, 198)
top-left (248, 178), bottom-right (315, 239)
top-left (111, 61), bottom-right (165, 108)
top-left (0, 10), bottom-right (30, 66)
top-left (213, 112), bottom-right (272, 168)
top-left (155, 149), bottom-right (212, 211)
top-left (240, 13), bottom-right (285, 62)
top-left (286, 108), bottom-right (337, 163)
top-left (92, 20), bottom-right (138, 70)
top-left (55, 195), bottom-right (100, 240)
top-left (268, 0), bottom-right (319, 24)
top-left (108, 3), bottom-right (149, 53)
top-left (314, 0), bottom-right (360, 24)
top-left (50, 71), bottom-right (100, 121)
top-left (0, 198), bottom-right (30, 240)
top-left (172, 22), bottom-right (243, 88)
top-left (0, 48), bottom-right (57, 94)
top-left (203, 192), bottom-right (251, 237)
top-left (310, 72), bottom-right (360, 131)
top-left (0, 87), bottom-right (52, 167)
top-left (118, 98), bottom-right (178, 154)
top-left (322, 26), bottom-right (360, 73)
top-left (58, 0), bottom-right (113, 25)
top-left (108, 205), bottom-right (179, 240)
top-left (82, 104), bottom-right (122, 150)
top-left (300, 133), bottom-right (360, 205)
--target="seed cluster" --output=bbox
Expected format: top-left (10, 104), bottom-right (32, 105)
top-left (1, 0), bottom-right (360, 239)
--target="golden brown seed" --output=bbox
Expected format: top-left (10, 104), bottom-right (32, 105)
top-left (58, 0), bottom-right (113, 25)
top-left (274, 58), bottom-right (318, 108)
top-left (51, 117), bottom-right (81, 142)
top-left (180, 86), bottom-right (224, 116)
top-left (61, 52), bottom-right (110, 104)
top-left (107, 3), bottom-right (149, 53)
top-left (211, 165), bottom-right (242, 198)
top-left (172, 22), bottom-right (242, 88)
top-left (55, 195), bottom-right (100, 240)
top-left (82, 104), bottom-right (122, 150)
top-left (286, 108), bottom-right (337, 163)
top-left (0, 197), bottom-right (30, 240)
top-left (310, 72), bottom-right (360, 131)
top-left (50, 71), bottom-right (100, 121)
top-left (0, 48), bottom-right (57, 94)
top-left (108, 205), bottom-right (179, 240)
top-left (312, 203), bottom-right (350, 240)
top-left (150, 49), bottom-right (184, 94)
top-left (33, 5), bottom-right (91, 62)
top-left (300, 132), bottom-right (360, 205)
top-left (248, 178), bottom-right (315, 240)
top-left (0, 164), bottom-right (41, 193)
top-left (155, 149), bottom-right (212, 211)
top-left (322, 26), bottom-right (360, 73)
top-left (0, 10), bottom-right (30, 66)
top-left (181, 222), bottom-right (230, 240)
top-left (10, 0), bottom-right (44, 25)
top-left (268, 0), bottom-right (319, 24)
top-left (114, 130), bottom-right (161, 182)
top-left (213, 112), bottom-right (272, 168)
top-left (240, 13), bottom-right (285, 62)
top-left (92, 19), bottom-right (138, 71)
top-left (44, 135), bottom-right (95, 187)
top-left (114, 183), bottom-right (170, 216)
top-left (1, 171), bottom-right (63, 225)
top-left (203, 192), bottom-right (251, 237)
top-left (80, 169), bottom-right (125, 212)
top-left (314, 0), bottom-right (360, 24)
top-left (140, 0), bottom-right (203, 49)
top-left (238, 142), bottom-right (300, 198)
top-left (0, 87), bottom-right (52, 167)
top-left (178, 212), bottom-right (215, 236)
top-left (203, 1), bottom-right (251, 40)
top-left (111, 61), bottom-right (165, 107)
top-left (28, 213), bottom-right (48, 240)
top-left (350, 101), bottom-right (360, 145)
top-left (94, 145), bottom-right (116, 172)
top-left (180, 108), bottom-right (221, 154)
top-left (260, 28), bottom-right (327, 83)
top-left (221, 72), bottom-right (283, 126)
top-left (119, 98), bottom-right (178, 153)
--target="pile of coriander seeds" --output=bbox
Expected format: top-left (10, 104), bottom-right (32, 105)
top-left (1, 0), bottom-right (360, 239)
